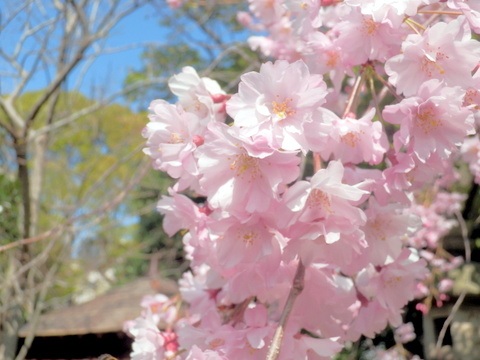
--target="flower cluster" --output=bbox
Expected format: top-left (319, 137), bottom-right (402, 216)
top-left (128, 1), bottom-right (480, 359)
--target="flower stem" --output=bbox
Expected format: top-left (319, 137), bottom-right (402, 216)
top-left (417, 10), bottom-right (462, 16)
top-left (404, 18), bottom-right (426, 34)
top-left (343, 74), bottom-right (364, 118)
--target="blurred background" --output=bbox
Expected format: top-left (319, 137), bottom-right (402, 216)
top-left (0, 1), bottom-right (262, 358)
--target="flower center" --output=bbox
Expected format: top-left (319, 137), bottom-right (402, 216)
top-left (307, 189), bottom-right (334, 213)
top-left (271, 95), bottom-right (296, 120)
top-left (420, 55), bottom-right (446, 78)
top-left (415, 104), bottom-right (442, 134)
top-left (362, 17), bottom-right (379, 35)
top-left (369, 218), bottom-right (387, 241)
top-left (169, 132), bottom-right (186, 144)
top-left (341, 132), bottom-right (362, 147)
top-left (239, 230), bottom-right (258, 246)
top-left (326, 50), bottom-right (340, 68)
top-left (209, 338), bottom-right (225, 349)
top-left (464, 89), bottom-right (480, 110)
top-left (385, 276), bottom-right (403, 287)
top-left (228, 152), bottom-right (262, 182)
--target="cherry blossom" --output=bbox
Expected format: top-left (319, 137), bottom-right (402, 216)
top-left (197, 122), bottom-right (300, 217)
top-left (132, 2), bottom-right (480, 359)
top-left (283, 160), bottom-right (368, 229)
top-left (142, 101), bottom-right (202, 181)
top-left (227, 60), bottom-right (328, 152)
top-left (318, 108), bottom-right (389, 165)
top-left (385, 16), bottom-right (480, 96)
top-left (383, 79), bottom-right (475, 161)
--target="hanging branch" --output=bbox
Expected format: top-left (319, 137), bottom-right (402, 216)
top-left (266, 260), bottom-right (306, 360)
top-left (435, 209), bottom-right (472, 352)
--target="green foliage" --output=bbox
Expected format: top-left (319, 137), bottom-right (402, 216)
top-left (0, 173), bottom-right (20, 245)
top-left (3, 90), bottom-right (155, 302)
top-left (121, 170), bottom-right (185, 281)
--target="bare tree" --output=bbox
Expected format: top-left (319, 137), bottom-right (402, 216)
top-left (0, 1), bottom-right (168, 359)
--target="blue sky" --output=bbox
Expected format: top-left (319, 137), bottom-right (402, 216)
top-left (65, 4), bottom-right (172, 102)
top-left (1, 2), bottom-right (253, 109)
top-left (0, 3), bottom-right (172, 104)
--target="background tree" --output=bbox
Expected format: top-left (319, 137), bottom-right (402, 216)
top-left (0, 1), bottom-right (260, 358)
top-left (0, 1), bottom-right (172, 358)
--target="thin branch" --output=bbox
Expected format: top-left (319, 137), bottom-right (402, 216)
top-left (78, 144), bottom-right (144, 205)
top-left (28, 76), bottom-right (168, 140)
top-left (417, 10), bottom-right (462, 16)
top-left (0, 2), bottom-right (30, 32)
top-left (24, 37), bottom-right (91, 127)
top-left (71, 40), bottom-right (166, 92)
top-left (435, 210), bottom-right (472, 351)
top-left (343, 74), bottom-right (364, 118)
top-left (0, 97), bottom-right (25, 133)
top-left (266, 260), bottom-right (306, 360)
top-left (14, 263), bottom-right (59, 360)
top-left (368, 75), bottom-right (382, 122)
top-left (374, 72), bottom-right (402, 102)
top-left (0, 159), bottom-right (150, 253)
top-left (67, 0), bottom-right (89, 33)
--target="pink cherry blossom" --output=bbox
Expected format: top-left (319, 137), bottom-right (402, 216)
top-left (385, 16), bottom-right (480, 96)
top-left (283, 160), bottom-right (368, 230)
top-left (247, 0), bottom-right (287, 26)
top-left (133, 2), bottom-right (480, 359)
top-left (142, 100), bottom-right (203, 186)
top-left (292, 265), bottom-right (358, 338)
top-left (127, 314), bottom-right (179, 360)
top-left (302, 32), bottom-right (348, 92)
top-left (140, 294), bottom-right (178, 327)
top-left (197, 122), bottom-right (300, 217)
top-left (362, 197), bottom-right (421, 266)
top-left (447, 0), bottom-right (480, 33)
top-left (394, 322), bottom-right (416, 343)
top-left (383, 79), bottom-right (475, 161)
top-left (346, 0), bottom-right (423, 26)
top-left (227, 59), bottom-right (328, 152)
top-left (318, 108), bottom-right (389, 165)
top-left (461, 135), bottom-right (480, 183)
top-left (166, 0), bottom-right (182, 9)
top-left (156, 190), bottom-right (211, 237)
top-left (210, 215), bottom-right (279, 269)
top-left (168, 66), bottom-right (227, 122)
top-left (185, 346), bottom-right (228, 360)
top-left (357, 249), bottom-right (428, 311)
top-left (332, 7), bottom-right (406, 65)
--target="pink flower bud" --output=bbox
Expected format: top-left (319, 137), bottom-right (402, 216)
top-left (192, 135), bottom-right (204, 147)
top-left (161, 330), bottom-right (179, 353)
top-left (211, 93), bottom-right (230, 103)
top-left (416, 302), bottom-right (429, 315)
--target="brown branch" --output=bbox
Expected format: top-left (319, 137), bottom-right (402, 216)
top-left (24, 37), bottom-right (91, 128)
top-left (435, 210), bottom-right (472, 351)
top-left (28, 76), bottom-right (168, 140)
top-left (343, 73), bottom-right (364, 118)
top-left (0, 159), bottom-right (151, 254)
top-left (14, 263), bottom-right (59, 360)
top-left (266, 260), bottom-right (306, 360)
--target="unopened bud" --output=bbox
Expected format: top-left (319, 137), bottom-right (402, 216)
top-left (211, 93), bottom-right (230, 103)
top-left (192, 135), bottom-right (204, 146)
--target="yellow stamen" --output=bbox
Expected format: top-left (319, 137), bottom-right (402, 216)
top-left (307, 189), bottom-right (334, 213)
top-left (271, 95), bottom-right (296, 120)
